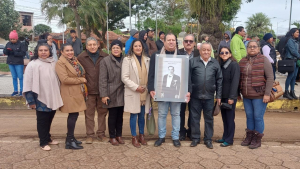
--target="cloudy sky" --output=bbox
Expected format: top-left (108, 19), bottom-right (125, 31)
top-left (14, 0), bottom-right (300, 36)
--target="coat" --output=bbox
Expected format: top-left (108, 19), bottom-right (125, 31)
top-left (121, 55), bottom-right (150, 114)
top-left (125, 36), bottom-right (136, 55)
top-left (156, 39), bottom-right (164, 51)
top-left (178, 48), bottom-right (200, 59)
top-left (67, 37), bottom-right (83, 56)
top-left (55, 56), bottom-right (87, 113)
top-left (77, 50), bottom-right (108, 94)
top-left (284, 38), bottom-right (300, 60)
top-left (146, 37), bottom-right (158, 56)
top-left (3, 41), bottom-right (26, 65)
top-left (230, 34), bottom-right (247, 62)
top-left (99, 54), bottom-right (124, 108)
top-left (217, 31), bottom-right (232, 53)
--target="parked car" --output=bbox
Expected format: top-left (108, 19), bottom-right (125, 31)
top-left (0, 44), bottom-right (4, 56)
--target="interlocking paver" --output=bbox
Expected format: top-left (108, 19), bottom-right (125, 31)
top-left (95, 161), bottom-right (121, 169)
top-left (123, 148), bottom-right (146, 157)
top-left (31, 164), bottom-right (55, 169)
top-left (273, 153), bottom-right (299, 162)
top-left (179, 162), bottom-right (205, 169)
top-left (119, 156), bottom-right (143, 166)
top-left (251, 148), bottom-right (274, 157)
top-left (257, 156), bottom-right (283, 166)
top-left (221, 165), bottom-right (247, 169)
top-left (101, 152), bottom-right (126, 161)
top-left (160, 149), bottom-right (182, 158)
top-left (39, 155), bottom-right (65, 165)
top-left (158, 157), bottom-right (183, 168)
top-left (282, 161), bottom-right (300, 169)
top-left (137, 161), bottom-right (164, 169)
top-left (218, 155), bottom-right (242, 165)
top-left (178, 154), bottom-right (203, 163)
top-left (214, 148), bottom-right (236, 156)
top-left (13, 159), bottom-right (39, 169)
top-left (25, 150), bottom-right (50, 160)
top-left (266, 166), bottom-right (289, 169)
top-left (199, 159), bottom-right (224, 169)
top-left (197, 151), bottom-right (219, 159)
top-left (79, 156), bottom-right (103, 166)
top-left (54, 160), bottom-right (81, 169)
top-left (240, 159), bottom-right (266, 169)
top-left (0, 163), bottom-right (12, 169)
top-left (235, 151), bottom-right (258, 160)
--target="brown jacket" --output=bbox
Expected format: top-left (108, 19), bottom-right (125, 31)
top-left (146, 38), bottom-right (158, 56)
top-left (99, 54), bottom-right (124, 108)
top-left (77, 50), bottom-right (109, 94)
top-left (55, 56), bottom-right (87, 113)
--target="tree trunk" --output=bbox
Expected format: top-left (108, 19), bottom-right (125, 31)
top-left (72, 6), bottom-right (81, 40)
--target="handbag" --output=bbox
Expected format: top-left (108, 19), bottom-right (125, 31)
top-left (269, 81), bottom-right (284, 102)
top-left (146, 98), bottom-right (156, 135)
top-left (277, 60), bottom-right (295, 73)
top-left (220, 103), bottom-right (232, 110)
top-left (213, 101), bottom-right (220, 116)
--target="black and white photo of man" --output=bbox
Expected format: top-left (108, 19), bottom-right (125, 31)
top-left (161, 66), bottom-right (181, 99)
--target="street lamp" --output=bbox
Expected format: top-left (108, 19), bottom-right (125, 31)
top-left (277, 20), bottom-right (287, 37)
top-left (106, 0), bottom-right (112, 53)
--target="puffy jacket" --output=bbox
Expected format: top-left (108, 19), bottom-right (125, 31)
top-left (284, 38), bottom-right (300, 60)
top-left (230, 34), bottom-right (247, 62)
top-left (125, 36), bottom-right (136, 55)
top-left (3, 41), bottom-right (26, 65)
top-left (189, 57), bottom-right (223, 99)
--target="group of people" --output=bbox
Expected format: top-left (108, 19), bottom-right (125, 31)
top-left (3, 26), bottom-right (299, 151)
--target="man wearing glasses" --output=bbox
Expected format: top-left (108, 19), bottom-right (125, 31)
top-left (230, 26), bottom-right (247, 62)
top-left (178, 34), bottom-right (200, 141)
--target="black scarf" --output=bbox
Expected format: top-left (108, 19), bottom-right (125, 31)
top-left (87, 50), bottom-right (100, 65)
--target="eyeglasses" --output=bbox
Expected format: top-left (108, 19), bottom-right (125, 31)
top-left (184, 40), bottom-right (194, 44)
top-left (220, 52), bottom-right (229, 55)
top-left (247, 46), bottom-right (258, 49)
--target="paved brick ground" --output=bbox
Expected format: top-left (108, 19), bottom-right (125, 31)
top-left (0, 137), bottom-right (299, 169)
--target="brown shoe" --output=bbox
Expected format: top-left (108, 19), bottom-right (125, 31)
top-left (132, 136), bottom-right (141, 148)
top-left (86, 137), bottom-right (93, 144)
top-left (139, 134), bottom-right (147, 145)
top-left (97, 135), bottom-right (108, 142)
top-left (241, 129), bottom-right (253, 146)
top-left (109, 138), bottom-right (119, 146)
top-left (116, 137), bottom-right (125, 144)
top-left (249, 131), bottom-right (264, 149)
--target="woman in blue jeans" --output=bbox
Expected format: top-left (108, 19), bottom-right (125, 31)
top-left (122, 39), bottom-right (150, 148)
top-left (3, 30), bottom-right (26, 96)
top-left (283, 28), bottom-right (300, 100)
top-left (239, 40), bottom-right (274, 149)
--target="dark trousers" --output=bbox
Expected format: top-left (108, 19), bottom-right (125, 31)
top-left (180, 103), bottom-right (191, 137)
top-left (36, 110), bottom-right (56, 147)
top-left (190, 98), bottom-right (214, 142)
top-left (221, 99), bottom-right (236, 144)
top-left (67, 113), bottom-right (79, 136)
top-left (108, 106), bottom-right (124, 138)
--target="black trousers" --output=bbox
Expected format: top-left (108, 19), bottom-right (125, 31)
top-left (190, 98), bottom-right (214, 142)
top-left (67, 112), bottom-right (79, 136)
top-left (180, 103), bottom-right (191, 137)
top-left (36, 110), bottom-right (56, 147)
top-left (221, 98), bottom-right (236, 144)
top-left (108, 106), bottom-right (124, 138)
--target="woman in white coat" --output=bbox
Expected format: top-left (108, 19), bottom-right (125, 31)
top-left (122, 39), bottom-right (150, 148)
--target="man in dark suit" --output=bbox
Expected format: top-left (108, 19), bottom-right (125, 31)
top-left (178, 34), bottom-right (200, 141)
top-left (161, 66), bottom-right (180, 99)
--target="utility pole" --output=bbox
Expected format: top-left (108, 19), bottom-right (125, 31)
top-left (155, 0), bottom-right (157, 40)
top-left (288, 0), bottom-right (292, 30)
top-left (129, 0), bottom-right (131, 30)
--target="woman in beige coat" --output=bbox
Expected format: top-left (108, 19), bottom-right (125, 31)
top-left (122, 39), bottom-right (150, 148)
top-left (56, 44), bottom-right (87, 150)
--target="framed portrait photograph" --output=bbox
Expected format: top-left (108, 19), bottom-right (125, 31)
top-left (154, 54), bottom-right (189, 102)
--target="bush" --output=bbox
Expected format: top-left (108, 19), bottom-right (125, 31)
top-left (0, 64), bottom-right (10, 72)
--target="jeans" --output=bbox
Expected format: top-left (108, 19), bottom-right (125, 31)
top-left (36, 110), bottom-right (56, 147)
top-left (157, 102), bottom-right (181, 140)
top-left (130, 106), bottom-right (145, 136)
top-left (108, 106), bottom-right (124, 138)
top-left (190, 98), bottom-right (214, 142)
top-left (221, 99), bottom-right (237, 144)
top-left (243, 98), bottom-right (267, 133)
top-left (8, 64), bottom-right (24, 92)
top-left (285, 62), bottom-right (298, 91)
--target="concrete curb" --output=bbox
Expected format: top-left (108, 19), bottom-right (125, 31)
top-left (0, 96), bottom-right (300, 111)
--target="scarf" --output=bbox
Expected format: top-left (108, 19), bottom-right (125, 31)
top-left (63, 55), bottom-right (88, 101)
top-left (160, 46), bottom-right (177, 55)
top-left (87, 50), bottom-right (100, 65)
top-left (133, 54), bottom-right (148, 105)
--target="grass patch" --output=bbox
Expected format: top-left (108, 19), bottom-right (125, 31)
top-left (0, 64), bottom-right (10, 72)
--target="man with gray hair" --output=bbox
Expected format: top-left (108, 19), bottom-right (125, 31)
top-left (77, 37), bottom-right (109, 144)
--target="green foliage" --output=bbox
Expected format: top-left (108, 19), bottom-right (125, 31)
top-left (113, 29), bottom-right (122, 35)
top-left (245, 12), bottom-right (271, 37)
top-left (292, 21), bottom-right (300, 29)
top-left (0, 0), bottom-right (22, 40)
top-left (18, 29), bottom-right (33, 39)
top-left (222, 0), bottom-right (242, 22)
top-left (0, 64), bottom-right (10, 72)
top-left (34, 24), bottom-right (52, 36)
top-left (143, 18), bottom-right (182, 35)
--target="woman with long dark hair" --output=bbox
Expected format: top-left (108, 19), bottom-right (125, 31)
top-left (138, 30), bottom-right (149, 57)
top-left (215, 47), bottom-right (240, 147)
top-left (23, 43), bottom-right (63, 151)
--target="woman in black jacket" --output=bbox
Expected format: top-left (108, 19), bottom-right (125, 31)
top-left (138, 30), bottom-right (149, 57)
top-left (216, 47), bottom-right (240, 147)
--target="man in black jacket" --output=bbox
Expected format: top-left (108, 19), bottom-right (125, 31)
top-left (189, 42), bottom-right (223, 149)
top-left (148, 33), bottom-right (190, 147)
top-left (178, 34), bottom-right (200, 141)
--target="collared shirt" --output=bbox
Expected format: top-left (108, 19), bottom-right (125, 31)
top-left (166, 74), bottom-right (173, 87)
top-left (183, 48), bottom-right (194, 60)
top-left (200, 56), bottom-right (211, 67)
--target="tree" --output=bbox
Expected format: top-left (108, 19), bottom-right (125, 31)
top-left (245, 13), bottom-right (271, 37)
top-left (292, 21), bottom-right (300, 29)
top-left (34, 24), bottom-right (52, 35)
top-left (0, 0), bottom-right (22, 40)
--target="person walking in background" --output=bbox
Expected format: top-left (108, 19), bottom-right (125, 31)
top-left (282, 28), bottom-right (300, 100)
top-left (239, 40), bottom-right (274, 149)
top-left (215, 47), bottom-right (240, 147)
top-left (178, 34), bottom-right (200, 141)
top-left (156, 31), bottom-right (165, 51)
top-left (217, 31), bottom-right (232, 54)
top-left (46, 35), bottom-right (58, 61)
top-left (261, 33), bottom-right (277, 80)
top-left (3, 30), bottom-right (26, 96)
top-left (200, 34), bottom-right (215, 58)
top-left (230, 26), bottom-right (247, 62)
top-left (138, 30), bottom-right (149, 57)
top-left (56, 44), bottom-right (87, 149)
top-left (99, 40), bottom-right (125, 146)
top-left (67, 29), bottom-right (83, 57)
top-left (125, 29), bottom-right (139, 55)
top-left (23, 44), bottom-right (63, 151)
top-left (146, 28), bottom-right (158, 56)
top-left (189, 42), bottom-right (222, 149)
top-left (77, 37), bottom-right (109, 144)
top-left (122, 39), bottom-right (150, 148)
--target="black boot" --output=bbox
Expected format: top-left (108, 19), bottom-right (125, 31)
top-left (290, 90), bottom-right (298, 100)
top-left (283, 90), bottom-right (293, 100)
top-left (65, 134), bottom-right (82, 145)
top-left (65, 135), bottom-right (83, 149)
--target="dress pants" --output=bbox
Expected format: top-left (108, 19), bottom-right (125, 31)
top-left (220, 99), bottom-right (236, 144)
top-left (108, 106), bottom-right (124, 138)
top-left (36, 110), bottom-right (56, 147)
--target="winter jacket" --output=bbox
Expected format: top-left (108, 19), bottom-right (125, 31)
top-left (284, 38), bottom-right (300, 60)
top-left (178, 48), bottom-right (200, 59)
top-left (146, 37), bottom-right (158, 56)
top-left (189, 56), bottom-right (223, 99)
top-left (156, 39), bottom-right (164, 51)
top-left (230, 34), bottom-right (247, 62)
top-left (67, 37), bottom-right (83, 56)
top-left (125, 36), bottom-right (136, 55)
top-left (220, 59), bottom-right (240, 99)
top-left (260, 40), bottom-right (276, 65)
top-left (217, 31), bottom-right (232, 53)
top-left (77, 50), bottom-right (108, 94)
top-left (3, 41), bottom-right (26, 65)
top-left (138, 30), bottom-right (149, 57)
